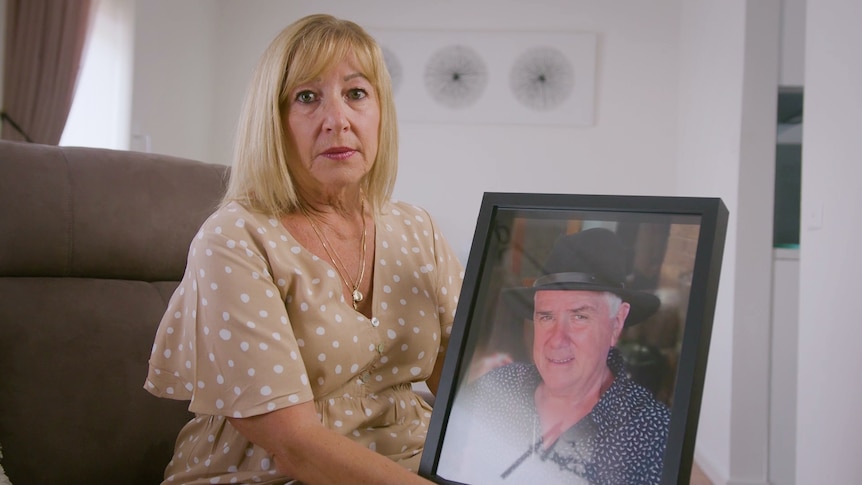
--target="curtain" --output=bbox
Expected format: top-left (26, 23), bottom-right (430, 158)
top-left (1, 0), bottom-right (93, 144)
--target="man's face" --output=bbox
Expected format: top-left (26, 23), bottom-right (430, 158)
top-left (532, 290), bottom-right (629, 397)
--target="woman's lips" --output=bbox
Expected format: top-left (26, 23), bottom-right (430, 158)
top-left (322, 147), bottom-right (356, 160)
top-left (547, 356), bottom-right (575, 364)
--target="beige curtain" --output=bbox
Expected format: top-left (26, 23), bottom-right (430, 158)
top-left (1, 0), bottom-right (92, 144)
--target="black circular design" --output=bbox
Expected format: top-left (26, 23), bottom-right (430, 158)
top-left (510, 46), bottom-right (575, 111)
top-left (381, 46), bottom-right (403, 94)
top-left (424, 44), bottom-right (488, 109)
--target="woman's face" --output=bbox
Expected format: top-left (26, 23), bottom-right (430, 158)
top-left (285, 55), bottom-right (380, 197)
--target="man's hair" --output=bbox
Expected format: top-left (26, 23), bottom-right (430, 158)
top-left (603, 292), bottom-right (623, 320)
top-left (221, 14), bottom-right (398, 216)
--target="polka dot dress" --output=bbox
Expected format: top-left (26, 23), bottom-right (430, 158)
top-left (145, 200), bottom-right (463, 484)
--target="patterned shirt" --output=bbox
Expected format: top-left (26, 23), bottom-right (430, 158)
top-left (437, 349), bottom-right (670, 485)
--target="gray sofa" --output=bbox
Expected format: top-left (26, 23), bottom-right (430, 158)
top-left (0, 140), bottom-right (230, 484)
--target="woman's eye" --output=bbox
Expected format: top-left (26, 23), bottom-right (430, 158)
top-left (347, 88), bottom-right (367, 100)
top-left (295, 91), bottom-right (316, 103)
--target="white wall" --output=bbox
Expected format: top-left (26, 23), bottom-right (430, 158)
top-left (730, 4), bottom-right (780, 485)
top-left (770, 250), bottom-right (799, 485)
top-left (779, 0), bottom-right (806, 87)
top-left (133, 0), bottom-right (682, 261)
top-left (677, 2), bottom-right (780, 485)
top-left (130, 0), bottom-right (217, 160)
top-left (676, 3), bottom-right (745, 481)
top-left (797, 0), bottom-right (862, 483)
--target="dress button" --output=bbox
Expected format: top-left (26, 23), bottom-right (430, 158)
top-left (377, 343), bottom-right (385, 353)
top-left (370, 317), bottom-right (380, 327)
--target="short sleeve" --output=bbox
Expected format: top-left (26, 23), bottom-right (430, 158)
top-left (145, 205), bottom-right (315, 418)
top-left (426, 210), bottom-right (464, 355)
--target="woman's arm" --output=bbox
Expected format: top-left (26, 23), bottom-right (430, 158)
top-left (427, 350), bottom-right (445, 396)
top-left (423, 207), bottom-right (465, 397)
top-left (228, 401), bottom-right (434, 485)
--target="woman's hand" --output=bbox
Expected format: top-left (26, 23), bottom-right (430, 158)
top-left (228, 401), bottom-right (434, 485)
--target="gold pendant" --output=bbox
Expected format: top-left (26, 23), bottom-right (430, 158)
top-left (352, 289), bottom-right (363, 304)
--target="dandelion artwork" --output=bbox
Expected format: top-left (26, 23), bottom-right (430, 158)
top-left (424, 44), bottom-right (489, 109)
top-left (509, 46), bottom-right (575, 112)
top-left (370, 29), bottom-right (597, 126)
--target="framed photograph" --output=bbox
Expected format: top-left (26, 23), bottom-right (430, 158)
top-left (420, 193), bottom-right (728, 485)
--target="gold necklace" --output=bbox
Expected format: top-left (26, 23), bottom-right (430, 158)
top-left (299, 199), bottom-right (367, 310)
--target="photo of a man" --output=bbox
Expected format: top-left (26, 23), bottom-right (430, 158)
top-left (437, 228), bottom-right (671, 485)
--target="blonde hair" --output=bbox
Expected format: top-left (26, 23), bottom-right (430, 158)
top-left (221, 14), bottom-right (398, 216)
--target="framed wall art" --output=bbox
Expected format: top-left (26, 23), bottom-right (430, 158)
top-left (369, 29), bottom-right (597, 126)
top-left (420, 192), bottom-right (728, 485)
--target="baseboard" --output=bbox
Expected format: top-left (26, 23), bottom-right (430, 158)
top-left (694, 448), bottom-right (728, 485)
top-left (693, 448), bottom-right (772, 485)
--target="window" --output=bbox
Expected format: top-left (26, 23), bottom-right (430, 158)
top-left (59, 0), bottom-right (134, 150)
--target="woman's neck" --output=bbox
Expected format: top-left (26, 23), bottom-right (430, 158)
top-left (298, 186), bottom-right (364, 216)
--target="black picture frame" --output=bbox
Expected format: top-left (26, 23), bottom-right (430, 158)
top-left (420, 192), bottom-right (728, 485)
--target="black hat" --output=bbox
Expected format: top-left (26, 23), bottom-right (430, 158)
top-left (503, 227), bottom-right (660, 327)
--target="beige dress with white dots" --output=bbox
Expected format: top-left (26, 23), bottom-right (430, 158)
top-left (145, 200), bottom-right (464, 485)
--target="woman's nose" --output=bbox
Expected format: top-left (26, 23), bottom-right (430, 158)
top-left (322, 98), bottom-right (349, 132)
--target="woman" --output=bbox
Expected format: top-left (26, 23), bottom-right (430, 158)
top-left (145, 14), bottom-right (463, 485)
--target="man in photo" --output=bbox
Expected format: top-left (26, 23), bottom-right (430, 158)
top-left (437, 227), bottom-right (670, 485)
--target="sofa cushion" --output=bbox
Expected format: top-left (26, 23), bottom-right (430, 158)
top-left (0, 141), bottom-right (230, 485)
top-left (0, 278), bottom-right (192, 484)
top-left (0, 142), bottom-right (229, 280)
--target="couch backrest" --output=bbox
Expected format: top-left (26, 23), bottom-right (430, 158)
top-left (0, 141), bottom-right (230, 485)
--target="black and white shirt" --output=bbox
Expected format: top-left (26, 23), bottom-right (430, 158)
top-left (436, 349), bottom-right (670, 485)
